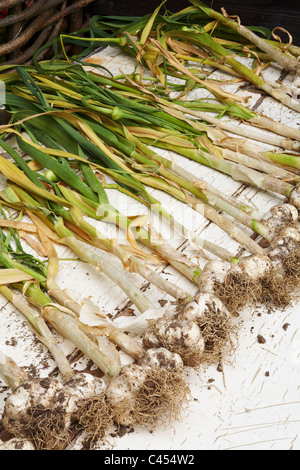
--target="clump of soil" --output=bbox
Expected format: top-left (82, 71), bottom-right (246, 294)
top-left (18, 406), bottom-right (72, 451)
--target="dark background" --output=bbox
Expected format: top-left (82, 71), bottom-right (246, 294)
top-left (89, 0), bottom-right (300, 44)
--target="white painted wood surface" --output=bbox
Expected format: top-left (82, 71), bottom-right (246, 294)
top-left (0, 46), bottom-right (299, 451)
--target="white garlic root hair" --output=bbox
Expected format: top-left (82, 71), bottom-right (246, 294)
top-left (181, 293), bottom-right (238, 365)
top-left (106, 348), bottom-right (190, 428)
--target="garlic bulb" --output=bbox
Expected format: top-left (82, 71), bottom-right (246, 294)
top-left (181, 292), bottom-right (229, 323)
top-left (142, 319), bottom-right (205, 367)
top-left (143, 317), bottom-right (204, 352)
top-left (271, 204), bottom-right (298, 222)
top-left (138, 347), bottom-right (184, 371)
top-left (2, 377), bottom-right (75, 438)
top-left (289, 183), bottom-right (300, 209)
top-left (107, 348), bottom-right (188, 427)
top-left (106, 363), bottom-right (148, 426)
top-left (268, 229), bottom-right (300, 276)
top-left (273, 227), bottom-right (300, 244)
top-left (198, 260), bottom-right (234, 294)
top-left (263, 204), bottom-right (298, 240)
top-left (0, 438), bottom-right (35, 450)
top-left (239, 254), bottom-right (272, 280)
top-left (269, 234), bottom-right (299, 260)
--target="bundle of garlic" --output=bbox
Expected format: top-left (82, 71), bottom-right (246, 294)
top-left (1, 194), bottom-right (299, 451)
top-left (131, 201), bottom-right (300, 372)
top-left (0, 0), bottom-right (299, 451)
top-left (0, 340), bottom-right (193, 450)
top-left (184, 202), bottom-right (300, 322)
top-left (0, 351), bottom-right (110, 450)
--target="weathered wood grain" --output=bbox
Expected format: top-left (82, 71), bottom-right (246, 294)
top-left (0, 46), bottom-right (299, 451)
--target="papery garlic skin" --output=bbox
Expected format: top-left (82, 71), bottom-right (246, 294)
top-left (239, 254), bottom-right (272, 280)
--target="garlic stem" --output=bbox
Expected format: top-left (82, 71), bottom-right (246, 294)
top-left (0, 286), bottom-right (74, 382)
top-left (54, 218), bottom-right (157, 313)
top-left (43, 306), bottom-right (121, 378)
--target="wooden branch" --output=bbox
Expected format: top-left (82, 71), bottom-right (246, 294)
top-left (0, 0), bottom-right (66, 28)
top-left (25, 1), bottom-right (68, 64)
top-left (0, 0), bottom-right (95, 60)
top-left (0, 0), bottom-right (25, 10)
top-left (4, 25), bottom-right (53, 65)
top-left (0, 10), bottom-right (51, 57)
top-left (43, 0), bottom-right (96, 29)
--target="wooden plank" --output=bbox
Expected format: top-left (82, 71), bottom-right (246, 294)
top-left (0, 45), bottom-right (299, 451)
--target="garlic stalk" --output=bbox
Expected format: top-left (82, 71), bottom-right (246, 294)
top-left (0, 285), bottom-right (74, 382)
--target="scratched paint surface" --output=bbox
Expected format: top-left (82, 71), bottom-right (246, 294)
top-left (0, 46), bottom-right (299, 450)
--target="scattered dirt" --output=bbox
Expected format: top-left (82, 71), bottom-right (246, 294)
top-left (257, 334), bottom-right (266, 344)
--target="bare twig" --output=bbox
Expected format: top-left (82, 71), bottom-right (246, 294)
top-left (0, 11), bottom-right (51, 57)
top-left (5, 3), bottom-right (23, 61)
top-left (0, 0), bottom-right (25, 9)
top-left (0, 0), bottom-right (66, 28)
top-left (43, 0), bottom-right (96, 29)
top-left (25, 2), bottom-right (68, 64)
top-left (0, 0), bottom-right (95, 60)
top-left (4, 25), bottom-right (53, 65)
